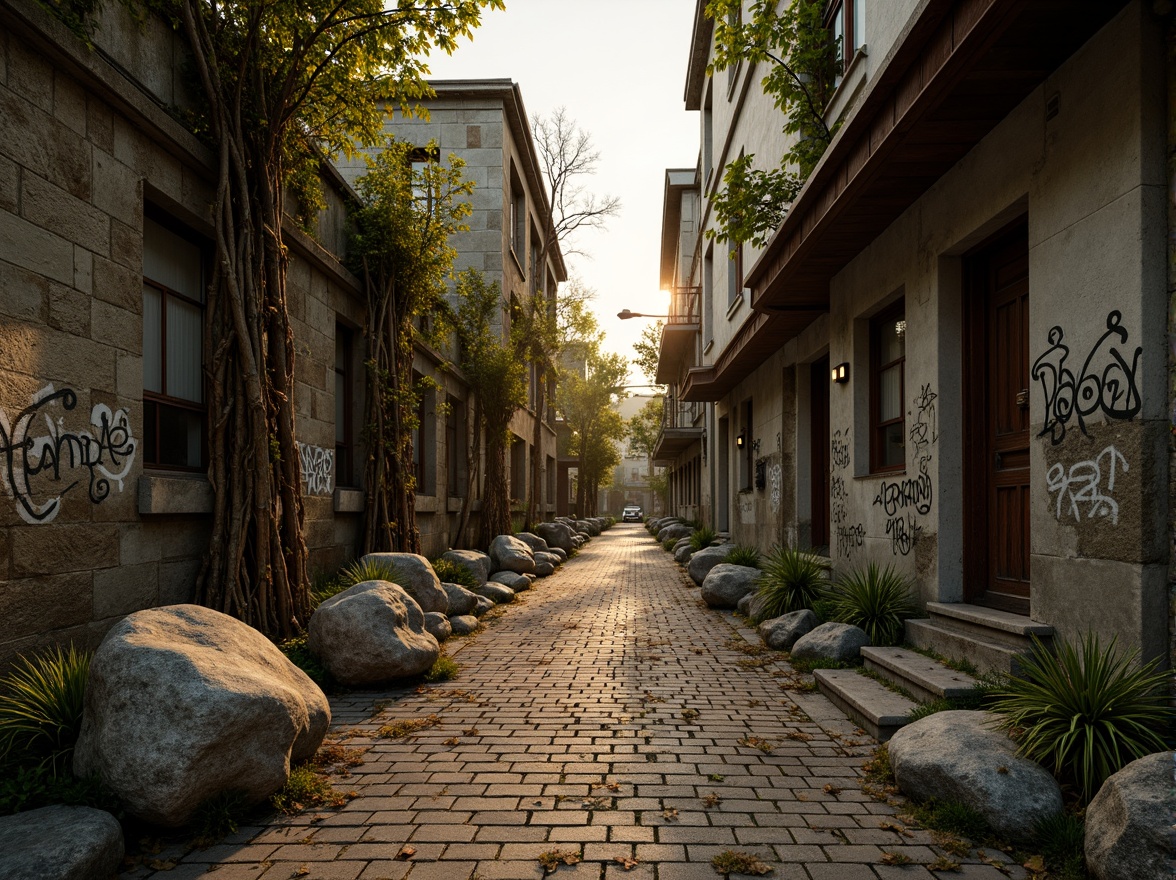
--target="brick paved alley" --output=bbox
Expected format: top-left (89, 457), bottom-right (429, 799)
top-left (134, 525), bottom-right (1021, 880)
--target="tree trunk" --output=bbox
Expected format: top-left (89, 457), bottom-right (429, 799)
top-left (184, 3), bottom-right (308, 638)
top-left (526, 371), bottom-right (545, 527)
top-left (452, 396), bottom-right (482, 548)
top-left (481, 426), bottom-right (511, 547)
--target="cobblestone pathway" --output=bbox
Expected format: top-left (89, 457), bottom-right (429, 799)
top-left (139, 524), bottom-right (1020, 880)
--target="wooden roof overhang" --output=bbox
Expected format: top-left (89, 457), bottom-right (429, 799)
top-left (681, 0), bottom-right (1129, 402)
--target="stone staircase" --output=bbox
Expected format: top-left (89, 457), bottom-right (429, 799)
top-left (905, 602), bottom-right (1054, 676)
top-left (812, 603), bottom-right (1053, 742)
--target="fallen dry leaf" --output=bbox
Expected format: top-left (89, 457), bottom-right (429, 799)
top-left (396, 846), bottom-right (416, 860)
top-left (614, 855), bottom-right (640, 870)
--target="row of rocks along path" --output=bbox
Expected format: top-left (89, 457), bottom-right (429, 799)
top-left (127, 524), bottom-right (1025, 880)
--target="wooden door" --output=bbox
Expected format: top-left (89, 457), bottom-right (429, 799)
top-left (810, 357), bottom-right (830, 551)
top-left (964, 224), bottom-right (1031, 614)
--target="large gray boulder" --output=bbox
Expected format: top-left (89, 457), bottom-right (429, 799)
top-left (489, 534), bottom-right (537, 575)
top-left (888, 710), bottom-right (1063, 840)
top-left (491, 570), bottom-right (531, 591)
top-left (515, 532), bottom-right (550, 554)
top-left (758, 610), bottom-right (818, 651)
top-left (309, 581), bottom-right (439, 687)
top-left (546, 546), bottom-right (568, 562)
top-left (534, 550), bottom-right (561, 569)
top-left (0, 805), bottom-right (124, 880)
top-left (423, 611), bottom-right (451, 643)
top-left (440, 549), bottom-right (492, 585)
top-left (449, 614), bottom-right (479, 636)
top-left (700, 563), bottom-right (761, 608)
top-left (1085, 751), bottom-right (1175, 879)
top-left (658, 523), bottom-right (692, 544)
top-left (441, 582), bottom-right (479, 617)
top-left (790, 621), bottom-right (870, 663)
top-left (576, 519), bottom-right (600, 537)
top-left (536, 521), bottom-right (576, 553)
top-left (473, 595), bottom-right (495, 616)
top-left (688, 545), bottom-right (731, 585)
top-left (674, 543), bottom-right (694, 565)
top-left (473, 581), bottom-right (516, 604)
top-left (534, 560), bottom-right (555, 577)
top-left (74, 604), bottom-right (330, 827)
top-left (739, 591), bottom-right (769, 623)
top-left (361, 552), bottom-right (449, 614)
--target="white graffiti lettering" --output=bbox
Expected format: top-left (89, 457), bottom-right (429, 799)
top-left (298, 442), bottom-right (335, 496)
top-left (1046, 445), bottom-right (1128, 525)
top-left (0, 385), bottom-right (136, 524)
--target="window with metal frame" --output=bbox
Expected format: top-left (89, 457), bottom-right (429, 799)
top-left (870, 299), bottom-right (906, 472)
top-left (142, 213), bottom-right (208, 469)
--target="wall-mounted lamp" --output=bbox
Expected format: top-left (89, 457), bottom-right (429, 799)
top-left (831, 362), bottom-right (850, 384)
top-left (736, 430), bottom-right (746, 449)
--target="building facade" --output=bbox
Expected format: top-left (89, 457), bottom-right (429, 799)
top-left (0, 0), bottom-right (561, 662)
top-left (658, 0), bottom-right (1172, 665)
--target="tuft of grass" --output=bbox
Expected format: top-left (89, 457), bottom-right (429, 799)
top-left (277, 634), bottom-right (331, 690)
top-left (711, 850), bottom-right (773, 875)
top-left (193, 790), bottom-right (248, 845)
top-left (662, 538), bottom-right (677, 552)
top-left (788, 657), bottom-right (853, 674)
top-left (430, 557), bottom-right (480, 589)
top-left (723, 544), bottom-right (761, 568)
top-left (754, 546), bottom-right (831, 620)
top-left (271, 765), bottom-right (347, 814)
top-left (0, 644), bottom-right (91, 775)
top-left (1032, 811), bottom-right (1086, 879)
top-left (309, 569), bottom-right (349, 608)
top-left (826, 562), bottom-right (919, 646)
top-left (689, 525), bottom-right (719, 553)
top-left (0, 762), bottom-right (118, 817)
top-left (424, 655), bottom-right (459, 683)
top-left (988, 632), bottom-right (1173, 803)
top-left (907, 798), bottom-right (991, 841)
top-left (378, 714), bottom-right (442, 739)
top-left (339, 557), bottom-right (402, 588)
top-left (861, 744), bottom-right (894, 786)
top-left (906, 644), bottom-right (979, 677)
top-left (905, 689), bottom-right (987, 722)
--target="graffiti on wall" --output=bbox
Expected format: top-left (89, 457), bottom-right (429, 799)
top-left (1031, 310), bottom-right (1142, 445)
top-left (886, 513), bottom-right (922, 556)
top-left (835, 523), bottom-right (865, 557)
top-left (769, 462), bottom-right (782, 514)
top-left (873, 473), bottom-right (933, 517)
top-left (908, 384), bottom-right (938, 475)
top-left (0, 385), bottom-right (136, 524)
top-left (298, 442), bottom-right (334, 496)
top-left (1046, 444), bottom-right (1128, 526)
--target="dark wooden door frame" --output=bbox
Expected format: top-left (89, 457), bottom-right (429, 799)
top-left (962, 217), bottom-right (1031, 614)
top-left (810, 356), bottom-right (830, 551)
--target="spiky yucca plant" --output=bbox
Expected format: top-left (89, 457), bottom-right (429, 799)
top-left (430, 557), bottom-right (480, 589)
top-left (754, 546), bottom-right (831, 619)
top-left (724, 545), bottom-right (762, 568)
top-left (339, 557), bottom-right (402, 588)
top-left (689, 525), bottom-right (720, 553)
top-left (825, 562), bottom-right (918, 646)
top-left (989, 633), bottom-right (1172, 803)
top-left (0, 645), bottom-right (91, 774)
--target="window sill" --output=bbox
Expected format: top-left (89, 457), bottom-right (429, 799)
top-left (725, 291), bottom-right (745, 321)
top-left (333, 487), bottom-right (365, 514)
top-left (138, 472), bottom-right (213, 515)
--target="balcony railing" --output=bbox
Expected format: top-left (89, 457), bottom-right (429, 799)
top-left (662, 396), bottom-right (699, 430)
top-left (667, 286), bottom-right (700, 325)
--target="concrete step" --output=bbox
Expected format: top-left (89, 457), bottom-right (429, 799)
top-left (926, 602), bottom-right (1053, 651)
top-left (813, 668), bottom-right (918, 742)
top-left (905, 618), bottom-right (1027, 676)
top-left (861, 646), bottom-right (980, 704)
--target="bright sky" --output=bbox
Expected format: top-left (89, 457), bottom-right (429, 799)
top-left (426, 0), bottom-right (701, 383)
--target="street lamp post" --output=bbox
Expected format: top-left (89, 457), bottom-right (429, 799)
top-left (616, 309), bottom-right (668, 320)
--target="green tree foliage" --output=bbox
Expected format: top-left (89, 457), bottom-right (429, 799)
top-left (349, 141), bottom-right (473, 554)
top-left (626, 396), bottom-right (664, 460)
top-left (705, 0), bottom-right (839, 247)
top-left (516, 111), bottom-right (621, 525)
top-left (631, 321), bottom-right (665, 390)
top-left (557, 342), bottom-right (629, 517)
top-left (104, 0), bottom-right (502, 637)
top-left (452, 270), bottom-right (527, 547)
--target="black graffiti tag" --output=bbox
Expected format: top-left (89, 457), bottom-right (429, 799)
top-left (831, 429), bottom-right (851, 470)
top-left (1031, 310), bottom-right (1142, 445)
top-left (0, 386), bottom-right (137, 524)
top-left (873, 473), bottom-right (932, 517)
top-left (835, 523), bottom-right (865, 558)
top-left (908, 384), bottom-right (938, 474)
top-left (885, 514), bottom-right (920, 556)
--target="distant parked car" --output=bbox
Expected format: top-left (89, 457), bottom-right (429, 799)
top-left (622, 505), bottom-right (643, 522)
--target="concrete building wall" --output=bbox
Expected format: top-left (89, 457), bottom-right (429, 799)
top-left (694, 3), bottom-right (1167, 660)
